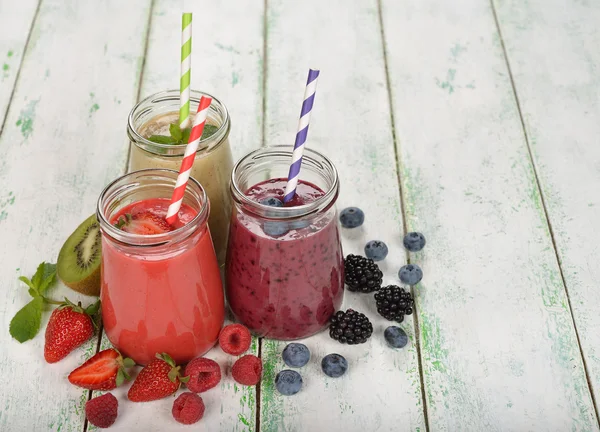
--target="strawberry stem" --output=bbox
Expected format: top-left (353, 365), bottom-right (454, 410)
top-left (84, 300), bottom-right (101, 316)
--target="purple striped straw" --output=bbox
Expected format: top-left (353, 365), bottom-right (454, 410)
top-left (283, 68), bottom-right (320, 202)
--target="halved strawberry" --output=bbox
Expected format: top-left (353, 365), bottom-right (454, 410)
top-left (68, 348), bottom-right (135, 390)
top-left (114, 212), bottom-right (172, 235)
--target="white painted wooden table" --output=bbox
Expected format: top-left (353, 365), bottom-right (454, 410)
top-left (1, 0), bottom-right (599, 430)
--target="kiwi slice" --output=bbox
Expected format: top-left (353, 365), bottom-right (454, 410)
top-left (57, 214), bottom-right (102, 296)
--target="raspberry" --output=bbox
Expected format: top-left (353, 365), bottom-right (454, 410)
top-left (184, 357), bottom-right (222, 393)
top-left (231, 355), bottom-right (263, 386)
top-left (172, 392), bottom-right (205, 425)
top-left (85, 393), bottom-right (118, 428)
top-left (219, 324), bottom-right (252, 356)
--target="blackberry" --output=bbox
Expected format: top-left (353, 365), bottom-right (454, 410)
top-left (374, 285), bottom-right (414, 323)
top-left (344, 254), bottom-right (383, 293)
top-left (329, 309), bottom-right (373, 344)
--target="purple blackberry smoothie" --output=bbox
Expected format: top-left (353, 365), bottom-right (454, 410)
top-left (225, 178), bottom-right (344, 340)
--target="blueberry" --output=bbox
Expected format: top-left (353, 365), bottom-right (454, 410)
top-left (364, 240), bottom-right (388, 261)
top-left (321, 353), bottom-right (348, 378)
top-left (399, 264), bottom-right (423, 285)
top-left (263, 221), bottom-right (289, 237)
top-left (403, 232), bottom-right (426, 252)
top-left (275, 370), bottom-right (303, 396)
top-left (282, 343), bottom-right (310, 368)
top-left (384, 326), bottom-right (409, 348)
top-left (260, 197), bottom-right (283, 207)
top-left (339, 207), bottom-right (364, 228)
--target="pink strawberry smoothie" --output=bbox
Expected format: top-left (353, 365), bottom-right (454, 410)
top-left (225, 179), bottom-right (344, 340)
top-left (101, 198), bottom-right (224, 365)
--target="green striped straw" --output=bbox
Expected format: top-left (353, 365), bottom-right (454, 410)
top-left (179, 13), bottom-right (192, 129)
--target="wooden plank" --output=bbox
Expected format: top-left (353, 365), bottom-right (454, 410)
top-left (493, 0), bottom-right (600, 415)
top-left (0, 0), bottom-right (152, 430)
top-left (380, 0), bottom-right (599, 430)
top-left (0, 0), bottom-right (38, 133)
top-left (89, 1), bottom-right (264, 430)
top-left (89, 335), bottom-right (259, 432)
top-left (260, 1), bottom-right (426, 431)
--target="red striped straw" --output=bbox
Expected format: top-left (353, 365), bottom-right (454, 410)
top-left (166, 95), bottom-right (212, 225)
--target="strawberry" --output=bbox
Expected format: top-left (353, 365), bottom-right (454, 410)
top-left (128, 353), bottom-right (189, 402)
top-left (44, 299), bottom-right (99, 363)
top-left (114, 212), bottom-right (172, 235)
top-left (68, 348), bottom-right (135, 390)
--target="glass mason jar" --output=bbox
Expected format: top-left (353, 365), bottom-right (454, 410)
top-left (127, 90), bottom-right (233, 265)
top-left (97, 169), bottom-right (224, 365)
top-left (225, 147), bottom-right (344, 340)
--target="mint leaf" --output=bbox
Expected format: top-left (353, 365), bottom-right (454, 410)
top-left (37, 263), bottom-right (57, 295)
top-left (18, 276), bottom-right (36, 292)
top-left (147, 135), bottom-right (176, 145)
top-left (201, 124), bottom-right (219, 140)
top-left (169, 123), bottom-right (183, 142)
top-left (31, 263), bottom-right (45, 287)
top-left (20, 263), bottom-right (56, 298)
top-left (181, 127), bottom-right (192, 144)
top-left (159, 123), bottom-right (219, 145)
top-left (11, 263), bottom-right (59, 342)
top-left (114, 214), bottom-right (132, 229)
top-left (9, 296), bottom-right (44, 343)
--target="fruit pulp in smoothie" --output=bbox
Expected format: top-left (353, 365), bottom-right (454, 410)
top-left (101, 198), bottom-right (224, 365)
top-left (129, 112), bottom-right (233, 265)
top-left (226, 179), bottom-right (344, 340)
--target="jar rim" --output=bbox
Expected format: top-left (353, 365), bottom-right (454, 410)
top-left (97, 168), bottom-right (209, 247)
top-left (230, 146), bottom-right (340, 219)
top-left (127, 89), bottom-right (230, 153)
